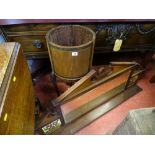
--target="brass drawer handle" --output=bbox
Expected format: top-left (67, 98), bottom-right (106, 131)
top-left (32, 40), bottom-right (43, 48)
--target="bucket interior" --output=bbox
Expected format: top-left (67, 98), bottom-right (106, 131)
top-left (48, 25), bottom-right (94, 47)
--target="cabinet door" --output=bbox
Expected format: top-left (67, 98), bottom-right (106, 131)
top-left (0, 46), bottom-right (35, 134)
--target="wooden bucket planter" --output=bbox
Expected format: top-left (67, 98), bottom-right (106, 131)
top-left (46, 25), bottom-right (96, 80)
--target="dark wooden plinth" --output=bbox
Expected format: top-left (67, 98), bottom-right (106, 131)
top-left (52, 84), bottom-right (142, 135)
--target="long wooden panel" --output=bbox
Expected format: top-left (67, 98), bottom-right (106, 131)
top-left (3, 24), bottom-right (58, 32)
top-left (0, 44), bottom-right (35, 134)
top-left (0, 19), bottom-right (155, 26)
top-left (53, 85), bottom-right (142, 135)
top-left (3, 24), bottom-right (95, 32)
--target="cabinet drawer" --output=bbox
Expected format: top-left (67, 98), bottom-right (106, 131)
top-left (7, 34), bottom-right (48, 52)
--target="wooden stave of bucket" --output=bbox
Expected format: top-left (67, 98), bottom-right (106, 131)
top-left (46, 25), bottom-right (96, 81)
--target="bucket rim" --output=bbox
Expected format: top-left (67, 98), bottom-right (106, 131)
top-left (46, 25), bottom-right (96, 49)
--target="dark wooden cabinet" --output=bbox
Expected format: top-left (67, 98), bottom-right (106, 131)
top-left (1, 22), bottom-right (155, 58)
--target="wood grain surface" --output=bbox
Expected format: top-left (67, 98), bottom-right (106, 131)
top-left (46, 25), bottom-right (95, 80)
top-left (61, 71), bottom-right (130, 116)
top-left (2, 23), bottom-right (155, 58)
top-left (54, 69), bottom-right (96, 103)
top-left (0, 44), bottom-right (14, 87)
top-left (0, 43), bottom-right (35, 134)
top-left (0, 19), bottom-right (154, 25)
